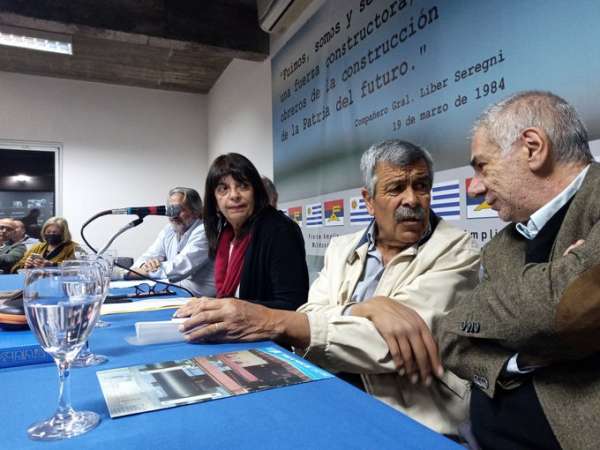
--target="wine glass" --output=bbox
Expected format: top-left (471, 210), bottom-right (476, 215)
top-left (94, 249), bottom-right (117, 328)
top-left (62, 259), bottom-right (108, 367)
top-left (23, 265), bottom-right (103, 440)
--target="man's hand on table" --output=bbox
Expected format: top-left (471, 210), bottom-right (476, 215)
top-left (175, 297), bottom-right (281, 342)
top-left (175, 297), bottom-right (311, 348)
top-left (351, 296), bottom-right (443, 386)
top-left (126, 259), bottom-right (161, 279)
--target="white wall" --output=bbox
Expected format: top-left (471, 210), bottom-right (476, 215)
top-left (0, 72), bottom-right (208, 258)
top-left (207, 0), bottom-right (327, 178)
top-left (0, 0), bottom-right (324, 258)
top-left (207, 59), bottom-right (273, 177)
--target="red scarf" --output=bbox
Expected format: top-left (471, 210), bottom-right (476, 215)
top-left (214, 226), bottom-right (252, 298)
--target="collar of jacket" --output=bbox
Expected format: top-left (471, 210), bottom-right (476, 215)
top-left (346, 211), bottom-right (439, 265)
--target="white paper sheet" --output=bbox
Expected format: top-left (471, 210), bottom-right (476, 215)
top-left (101, 297), bottom-right (188, 315)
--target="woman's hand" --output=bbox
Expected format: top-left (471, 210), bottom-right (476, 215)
top-left (24, 255), bottom-right (45, 268)
top-left (23, 256), bottom-right (35, 268)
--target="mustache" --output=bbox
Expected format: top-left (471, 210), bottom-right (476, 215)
top-left (394, 205), bottom-right (426, 222)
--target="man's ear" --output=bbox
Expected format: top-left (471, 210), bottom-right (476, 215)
top-left (361, 187), bottom-right (375, 216)
top-left (520, 127), bottom-right (551, 172)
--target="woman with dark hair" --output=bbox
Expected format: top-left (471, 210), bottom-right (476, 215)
top-left (201, 153), bottom-right (308, 310)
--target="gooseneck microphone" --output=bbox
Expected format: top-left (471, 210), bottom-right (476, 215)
top-left (80, 203), bottom-right (194, 296)
top-left (110, 205), bottom-right (181, 217)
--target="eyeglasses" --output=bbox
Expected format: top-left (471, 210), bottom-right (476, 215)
top-left (133, 283), bottom-right (176, 298)
top-left (0, 225), bottom-right (14, 231)
top-left (104, 282), bottom-right (177, 303)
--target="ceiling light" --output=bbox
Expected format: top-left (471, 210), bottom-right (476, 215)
top-left (0, 25), bottom-right (72, 55)
top-left (13, 174), bottom-right (32, 183)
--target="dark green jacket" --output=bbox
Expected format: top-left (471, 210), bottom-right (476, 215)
top-left (0, 241), bottom-right (26, 273)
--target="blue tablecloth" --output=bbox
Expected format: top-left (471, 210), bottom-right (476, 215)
top-left (0, 274), bottom-right (459, 449)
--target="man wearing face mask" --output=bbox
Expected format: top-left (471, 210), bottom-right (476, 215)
top-left (129, 187), bottom-right (215, 296)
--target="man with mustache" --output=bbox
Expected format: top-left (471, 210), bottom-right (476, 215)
top-left (130, 187), bottom-right (215, 296)
top-left (176, 140), bottom-right (480, 436)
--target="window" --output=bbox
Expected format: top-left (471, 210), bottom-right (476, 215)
top-left (0, 141), bottom-right (61, 239)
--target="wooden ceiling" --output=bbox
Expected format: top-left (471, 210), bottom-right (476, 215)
top-left (0, 0), bottom-right (269, 93)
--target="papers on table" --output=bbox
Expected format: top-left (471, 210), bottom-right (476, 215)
top-left (126, 318), bottom-right (187, 345)
top-left (97, 347), bottom-right (334, 418)
top-left (101, 298), bottom-right (188, 315)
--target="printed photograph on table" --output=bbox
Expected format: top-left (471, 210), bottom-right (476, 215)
top-left (324, 199), bottom-right (344, 226)
top-left (305, 202), bottom-right (323, 227)
top-left (349, 196), bottom-right (372, 225)
top-left (465, 177), bottom-right (498, 219)
top-left (431, 180), bottom-right (461, 220)
top-left (97, 347), bottom-right (333, 418)
top-left (287, 206), bottom-right (303, 226)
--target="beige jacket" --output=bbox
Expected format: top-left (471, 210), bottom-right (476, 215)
top-left (298, 218), bottom-right (480, 435)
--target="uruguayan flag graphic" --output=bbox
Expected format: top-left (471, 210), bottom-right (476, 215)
top-left (431, 180), bottom-right (461, 220)
top-left (305, 203), bottom-right (323, 227)
top-left (349, 196), bottom-right (372, 225)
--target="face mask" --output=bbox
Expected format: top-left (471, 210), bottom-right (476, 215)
top-left (45, 234), bottom-right (62, 245)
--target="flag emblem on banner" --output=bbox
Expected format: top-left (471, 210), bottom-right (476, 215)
top-left (305, 202), bottom-right (323, 227)
top-left (465, 178), bottom-right (498, 219)
top-left (349, 196), bottom-right (372, 225)
top-left (287, 206), bottom-right (303, 226)
top-left (324, 199), bottom-right (344, 226)
top-left (431, 180), bottom-right (461, 220)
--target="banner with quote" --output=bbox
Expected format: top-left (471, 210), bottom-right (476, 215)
top-left (272, 0), bottom-right (600, 278)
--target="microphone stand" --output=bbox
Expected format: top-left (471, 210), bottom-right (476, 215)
top-left (97, 217), bottom-right (144, 255)
top-left (80, 211), bottom-right (194, 297)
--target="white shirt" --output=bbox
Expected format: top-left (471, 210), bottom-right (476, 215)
top-left (135, 219), bottom-right (215, 296)
top-left (515, 165), bottom-right (590, 240)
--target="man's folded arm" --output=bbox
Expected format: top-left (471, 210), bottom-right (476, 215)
top-left (295, 241), bottom-right (397, 374)
top-left (444, 224), bottom-right (600, 361)
top-left (298, 243), bottom-right (479, 376)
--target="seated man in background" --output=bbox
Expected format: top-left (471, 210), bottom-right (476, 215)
top-left (176, 140), bottom-right (480, 436)
top-left (20, 208), bottom-right (41, 239)
top-left (262, 176), bottom-right (278, 208)
top-left (130, 187), bottom-right (215, 297)
top-left (0, 218), bottom-right (26, 273)
top-left (436, 91), bottom-right (600, 450)
top-left (11, 219), bottom-right (39, 249)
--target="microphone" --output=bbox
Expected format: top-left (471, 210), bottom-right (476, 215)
top-left (110, 205), bottom-right (181, 217)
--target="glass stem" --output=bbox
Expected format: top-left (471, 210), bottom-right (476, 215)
top-left (79, 341), bottom-right (90, 357)
top-left (56, 359), bottom-right (73, 417)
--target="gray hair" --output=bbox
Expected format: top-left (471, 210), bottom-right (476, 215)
top-left (360, 140), bottom-right (434, 196)
top-left (473, 90), bottom-right (592, 164)
top-left (168, 187), bottom-right (203, 217)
